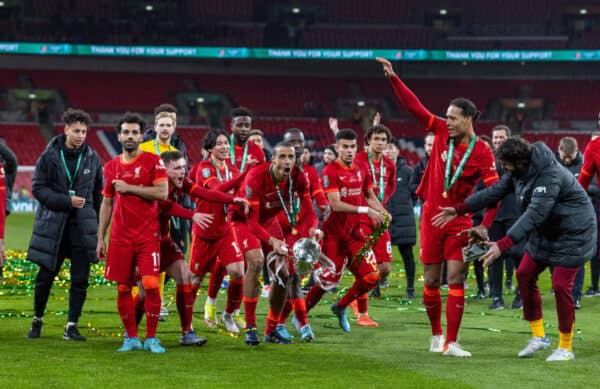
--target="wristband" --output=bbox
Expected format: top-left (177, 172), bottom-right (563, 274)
top-left (357, 206), bottom-right (369, 214)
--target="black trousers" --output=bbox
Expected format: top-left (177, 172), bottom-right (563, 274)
top-left (397, 244), bottom-right (415, 291)
top-left (34, 227), bottom-right (90, 323)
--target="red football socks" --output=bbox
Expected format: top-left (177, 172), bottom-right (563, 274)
top-left (445, 283), bottom-right (465, 344)
top-left (423, 285), bottom-right (442, 336)
top-left (225, 278), bottom-right (243, 314)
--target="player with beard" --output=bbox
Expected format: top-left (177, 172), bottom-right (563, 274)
top-left (190, 129), bottom-right (250, 334)
top-left (272, 128), bottom-right (329, 342)
top-left (377, 57), bottom-right (499, 357)
top-left (231, 142), bottom-right (318, 345)
top-left (304, 129), bottom-right (388, 333)
top-left (352, 124), bottom-right (396, 326)
top-left (229, 107), bottom-right (265, 172)
top-left (97, 113), bottom-right (168, 353)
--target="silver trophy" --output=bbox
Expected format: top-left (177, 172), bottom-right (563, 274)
top-left (292, 238), bottom-right (321, 275)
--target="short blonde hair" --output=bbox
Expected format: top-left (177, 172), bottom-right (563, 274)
top-left (155, 111), bottom-right (176, 126)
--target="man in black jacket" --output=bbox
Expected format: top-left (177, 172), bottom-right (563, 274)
top-left (385, 141), bottom-right (417, 298)
top-left (555, 136), bottom-right (585, 309)
top-left (26, 108), bottom-right (103, 341)
top-left (487, 125), bottom-right (524, 310)
top-left (408, 131), bottom-right (434, 202)
top-left (434, 137), bottom-right (596, 361)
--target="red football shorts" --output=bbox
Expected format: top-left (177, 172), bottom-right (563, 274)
top-left (231, 219), bottom-right (284, 255)
top-left (104, 239), bottom-right (160, 285)
top-left (159, 237), bottom-right (185, 272)
top-left (318, 228), bottom-right (378, 286)
top-left (419, 201), bottom-right (470, 264)
top-left (362, 224), bottom-right (392, 264)
top-left (189, 229), bottom-right (244, 276)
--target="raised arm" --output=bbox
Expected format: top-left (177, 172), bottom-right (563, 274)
top-left (376, 57), bottom-right (444, 131)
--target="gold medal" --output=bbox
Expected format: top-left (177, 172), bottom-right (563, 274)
top-left (291, 227), bottom-right (298, 236)
top-left (442, 191), bottom-right (448, 198)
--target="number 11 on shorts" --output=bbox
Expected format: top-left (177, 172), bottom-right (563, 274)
top-left (152, 252), bottom-right (160, 272)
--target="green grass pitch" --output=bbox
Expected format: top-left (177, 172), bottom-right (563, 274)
top-left (0, 213), bottom-right (598, 388)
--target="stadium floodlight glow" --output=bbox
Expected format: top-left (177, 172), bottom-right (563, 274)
top-left (580, 9), bottom-right (588, 15)
top-left (439, 9), bottom-right (447, 15)
top-left (145, 4), bottom-right (153, 11)
top-left (292, 7), bottom-right (301, 14)
top-left (196, 97), bottom-right (205, 103)
top-left (28, 93), bottom-right (36, 99)
top-left (356, 100), bottom-right (365, 107)
top-left (517, 101), bottom-right (526, 109)
top-left (0, 2), bottom-right (5, 7)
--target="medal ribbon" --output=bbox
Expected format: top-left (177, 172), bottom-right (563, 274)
top-left (368, 150), bottom-right (385, 202)
top-left (270, 166), bottom-right (298, 227)
top-left (212, 159), bottom-right (230, 216)
top-left (444, 136), bottom-right (476, 194)
top-left (230, 134), bottom-right (249, 172)
top-left (60, 150), bottom-right (83, 189)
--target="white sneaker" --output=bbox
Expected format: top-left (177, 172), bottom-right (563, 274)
top-left (442, 342), bottom-right (472, 357)
top-left (160, 306), bottom-right (169, 317)
top-left (518, 336), bottom-right (550, 358)
top-left (545, 348), bottom-right (575, 362)
top-left (221, 312), bottom-right (240, 334)
top-left (261, 285), bottom-right (271, 298)
top-left (429, 335), bottom-right (445, 353)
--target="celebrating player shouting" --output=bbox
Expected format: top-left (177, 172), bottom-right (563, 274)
top-left (274, 128), bottom-right (328, 342)
top-left (304, 129), bottom-right (388, 333)
top-left (231, 141), bottom-right (318, 345)
top-left (97, 113), bottom-right (168, 353)
top-left (377, 57), bottom-right (499, 357)
top-left (146, 150), bottom-right (246, 345)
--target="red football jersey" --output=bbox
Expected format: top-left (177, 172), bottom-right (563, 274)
top-left (321, 160), bottom-right (375, 236)
top-left (234, 163), bottom-right (315, 243)
top-left (579, 136), bottom-right (600, 189)
top-left (194, 159), bottom-right (241, 240)
top-left (416, 117), bottom-right (498, 206)
top-left (355, 151), bottom-right (396, 206)
top-left (231, 141), bottom-right (265, 172)
top-left (388, 74), bottom-right (498, 207)
top-left (102, 152), bottom-right (167, 244)
top-left (300, 162), bottom-right (329, 208)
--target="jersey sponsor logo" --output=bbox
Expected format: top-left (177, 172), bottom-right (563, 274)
top-left (533, 186), bottom-right (547, 194)
top-left (323, 175), bottom-right (329, 188)
top-left (202, 168), bottom-right (211, 178)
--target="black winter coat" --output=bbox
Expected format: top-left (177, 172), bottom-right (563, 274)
top-left (408, 156), bottom-right (427, 201)
top-left (27, 136), bottom-right (103, 271)
top-left (464, 142), bottom-right (596, 267)
top-left (387, 158), bottom-right (416, 245)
